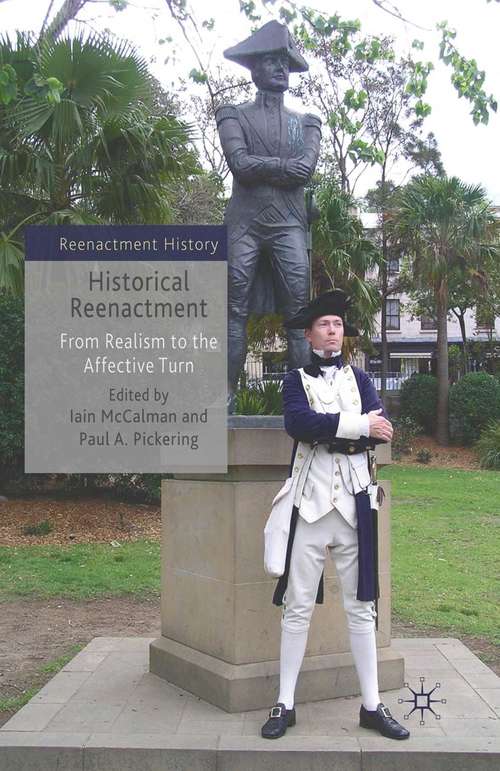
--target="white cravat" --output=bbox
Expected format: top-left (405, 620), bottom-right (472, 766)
top-left (320, 364), bottom-right (338, 387)
top-left (312, 347), bottom-right (342, 387)
top-left (312, 347), bottom-right (342, 360)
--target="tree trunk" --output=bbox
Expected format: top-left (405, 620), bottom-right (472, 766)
top-left (41, 0), bottom-right (86, 41)
top-left (380, 252), bottom-right (388, 404)
top-left (457, 310), bottom-right (468, 374)
top-left (435, 279), bottom-right (449, 445)
top-left (379, 176), bottom-right (389, 403)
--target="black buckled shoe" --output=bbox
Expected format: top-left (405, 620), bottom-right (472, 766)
top-left (359, 702), bottom-right (410, 740)
top-left (261, 702), bottom-right (296, 739)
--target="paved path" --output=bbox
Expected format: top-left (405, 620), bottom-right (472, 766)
top-left (1, 636), bottom-right (498, 769)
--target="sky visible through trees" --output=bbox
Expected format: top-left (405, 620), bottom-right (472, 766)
top-left (1, 0), bottom-right (499, 201)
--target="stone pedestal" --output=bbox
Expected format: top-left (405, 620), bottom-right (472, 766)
top-left (150, 417), bottom-right (404, 712)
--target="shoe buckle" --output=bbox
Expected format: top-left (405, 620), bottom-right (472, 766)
top-left (270, 706), bottom-right (283, 718)
top-left (380, 705), bottom-right (392, 718)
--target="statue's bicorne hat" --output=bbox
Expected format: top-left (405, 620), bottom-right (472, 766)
top-left (284, 289), bottom-right (360, 336)
top-left (223, 20), bottom-right (308, 73)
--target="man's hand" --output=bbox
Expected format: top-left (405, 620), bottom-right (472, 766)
top-left (367, 408), bottom-right (393, 442)
top-left (284, 156), bottom-right (310, 182)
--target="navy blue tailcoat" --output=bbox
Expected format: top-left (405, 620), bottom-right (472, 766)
top-left (272, 355), bottom-right (390, 607)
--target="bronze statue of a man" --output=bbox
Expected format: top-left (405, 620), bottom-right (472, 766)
top-left (215, 21), bottom-right (322, 410)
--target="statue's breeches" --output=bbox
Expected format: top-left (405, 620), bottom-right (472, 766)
top-left (228, 216), bottom-right (309, 320)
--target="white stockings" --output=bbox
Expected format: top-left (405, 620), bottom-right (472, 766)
top-left (277, 623), bottom-right (380, 710)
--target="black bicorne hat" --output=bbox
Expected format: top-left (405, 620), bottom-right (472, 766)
top-left (223, 20), bottom-right (308, 73)
top-left (284, 289), bottom-right (360, 336)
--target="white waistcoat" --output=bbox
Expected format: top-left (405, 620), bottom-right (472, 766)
top-left (294, 366), bottom-right (371, 529)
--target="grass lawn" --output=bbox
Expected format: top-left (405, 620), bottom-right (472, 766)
top-left (0, 540), bottom-right (160, 600)
top-left (0, 466), bottom-right (498, 645)
top-left (379, 465), bottom-right (499, 645)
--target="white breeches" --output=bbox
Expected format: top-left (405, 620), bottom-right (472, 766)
top-left (282, 507), bottom-right (377, 635)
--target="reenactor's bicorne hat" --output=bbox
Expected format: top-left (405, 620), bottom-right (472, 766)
top-left (284, 289), bottom-right (360, 336)
top-left (223, 20), bottom-right (308, 73)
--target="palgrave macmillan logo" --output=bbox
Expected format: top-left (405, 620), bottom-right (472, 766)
top-left (398, 676), bottom-right (447, 725)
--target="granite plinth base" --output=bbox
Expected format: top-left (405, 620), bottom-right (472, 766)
top-left (149, 634), bottom-right (405, 713)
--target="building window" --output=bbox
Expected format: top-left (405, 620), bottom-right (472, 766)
top-left (387, 256), bottom-right (400, 275)
top-left (420, 314), bottom-right (437, 330)
top-left (386, 298), bottom-right (400, 330)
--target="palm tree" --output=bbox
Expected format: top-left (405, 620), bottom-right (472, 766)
top-left (0, 31), bottom-right (198, 293)
top-left (312, 179), bottom-right (384, 355)
top-left (387, 174), bottom-right (500, 445)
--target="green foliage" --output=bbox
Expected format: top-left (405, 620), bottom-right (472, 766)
top-left (448, 344), bottom-right (462, 366)
top-left (105, 474), bottom-right (162, 502)
top-left (189, 68), bottom-right (208, 84)
top-left (414, 100), bottom-right (432, 118)
top-left (287, 9), bottom-right (438, 194)
top-left (405, 58), bottom-right (433, 105)
top-left (232, 379), bottom-right (284, 416)
top-left (234, 388), bottom-right (266, 415)
top-left (475, 420), bottom-right (500, 470)
top-left (63, 473), bottom-right (163, 503)
top-left (24, 73), bottom-right (63, 104)
top-left (0, 63), bottom-right (17, 104)
top-left (255, 380), bottom-right (283, 415)
top-left (347, 138), bottom-right (384, 164)
top-left (391, 416), bottom-right (423, 459)
top-left (0, 230), bottom-right (24, 295)
top-left (0, 291), bottom-right (24, 479)
top-left (279, 7), bottom-right (297, 24)
top-left (354, 36), bottom-right (391, 64)
top-left (246, 312), bottom-right (287, 355)
top-left (415, 448), bottom-right (432, 464)
top-left (343, 87), bottom-right (367, 110)
top-left (239, 1), bottom-right (261, 23)
top-left (388, 174), bottom-right (500, 444)
top-left (449, 372), bottom-right (500, 445)
top-left (400, 373), bottom-right (438, 433)
top-left (22, 519), bottom-right (53, 536)
top-left (437, 21), bottom-right (497, 125)
top-left (0, 31), bottom-right (199, 292)
top-left (312, 179), bottom-right (382, 335)
top-left (166, 171), bottom-right (225, 225)
top-left (388, 176), bottom-right (500, 283)
top-left (469, 341), bottom-right (500, 375)
top-left (447, 342), bottom-right (468, 378)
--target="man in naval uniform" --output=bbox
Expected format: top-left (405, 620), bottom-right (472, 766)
top-left (215, 21), bottom-right (321, 410)
top-left (261, 289), bottom-right (410, 741)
